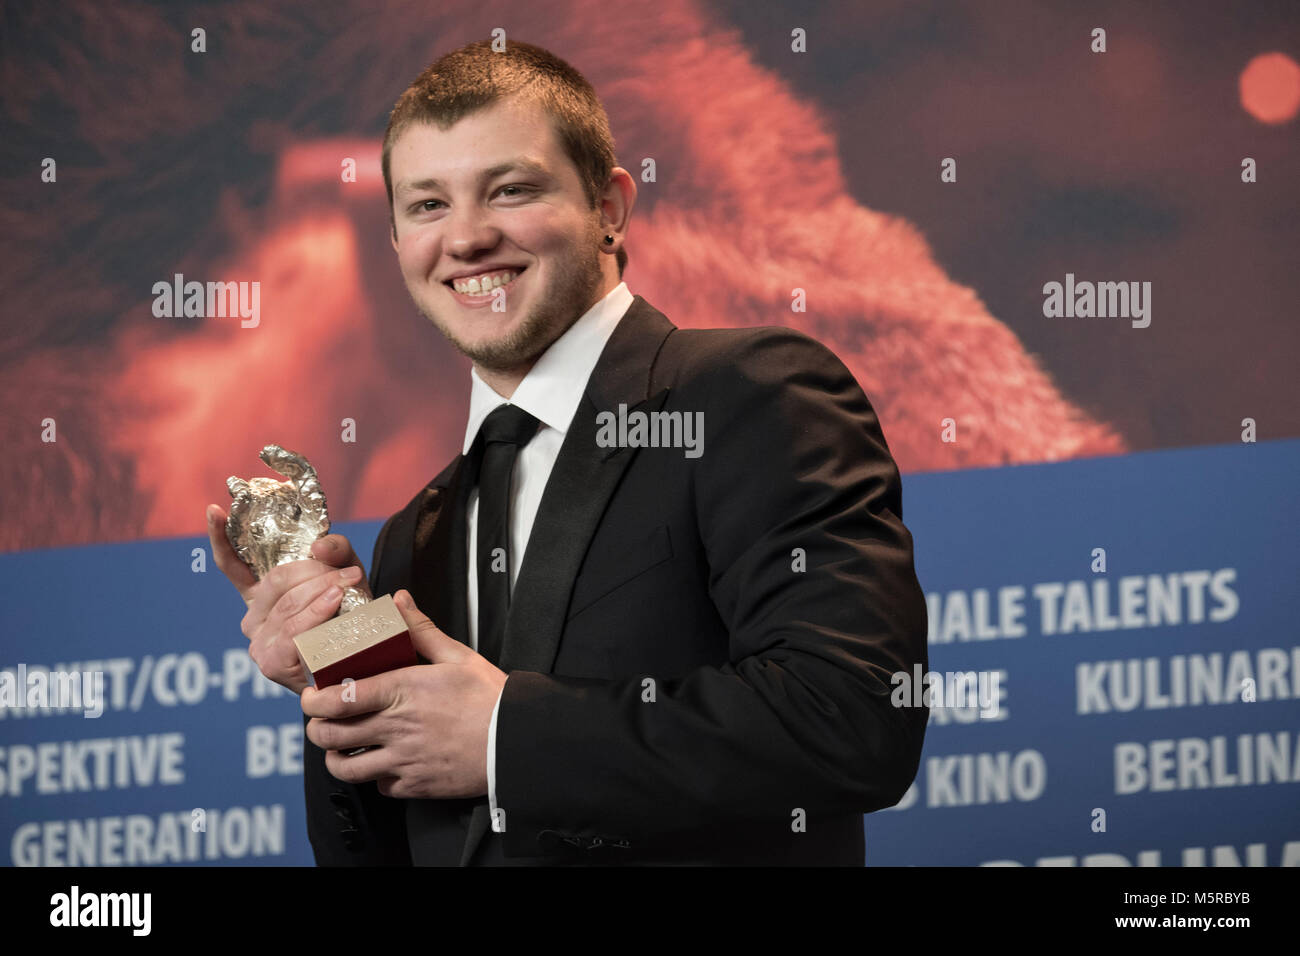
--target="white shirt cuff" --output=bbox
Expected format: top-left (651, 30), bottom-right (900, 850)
top-left (487, 682), bottom-right (506, 831)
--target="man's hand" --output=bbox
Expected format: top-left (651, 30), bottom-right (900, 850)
top-left (206, 503), bottom-right (371, 695)
top-left (301, 589), bottom-right (508, 800)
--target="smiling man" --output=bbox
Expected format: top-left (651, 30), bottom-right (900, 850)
top-left (387, 90), bottom-right (623, 392)
top-left (212, 38), bottom-right (929, 866)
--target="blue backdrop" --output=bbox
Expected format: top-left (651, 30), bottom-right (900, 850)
top-left (2, 438), bottom-right (1296, 866)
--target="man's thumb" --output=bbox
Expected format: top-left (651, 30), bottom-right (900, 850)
top-left (394, 590), bottom-right (466, 663)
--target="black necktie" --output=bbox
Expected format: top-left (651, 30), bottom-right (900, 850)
top-left (474, 403), bottom-right (540, 666)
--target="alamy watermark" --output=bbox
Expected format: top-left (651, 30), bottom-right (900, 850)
top-left (1042, 273), bottom-right (1151, 328)
top-left (0, 665), bottom-right (104, 718)
top-left (595, 403), bottom-right (704, 459)
top-left (152, 273), bottom-right (260, 328)
top-left (891, 664), bottom-right (1003, 719)
top-left (49, 885), bottom-right (151, 936)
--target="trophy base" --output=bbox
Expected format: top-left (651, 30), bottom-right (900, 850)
top-left (293, 593), bottom-right (417, 688)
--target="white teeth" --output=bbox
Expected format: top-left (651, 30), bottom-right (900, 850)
top-left (451, 270), bottom-right (519, 295)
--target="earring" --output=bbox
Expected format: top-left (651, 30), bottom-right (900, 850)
top-left (603, 235), bottom-right (615, 245)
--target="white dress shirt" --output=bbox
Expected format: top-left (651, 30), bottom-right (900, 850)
top-left (463, 281), bottom-right (634, 831)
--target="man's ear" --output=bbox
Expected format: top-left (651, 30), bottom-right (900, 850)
top-left (390, 219), bottom-right (399, 252)
top-left (599, 167), bottom-right (637, 244)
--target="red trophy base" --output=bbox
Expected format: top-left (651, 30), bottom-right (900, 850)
top-left (293, 593), bottom-right (417, 688)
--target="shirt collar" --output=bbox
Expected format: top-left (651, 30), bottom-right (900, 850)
top-left (463, 281), bottom-right (634, 454)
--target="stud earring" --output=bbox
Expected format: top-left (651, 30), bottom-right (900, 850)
top-left (603, 235), bottom-right (615, 244)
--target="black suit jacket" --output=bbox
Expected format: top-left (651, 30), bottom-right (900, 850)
top-left (303, 294), bottom-right (929, 865)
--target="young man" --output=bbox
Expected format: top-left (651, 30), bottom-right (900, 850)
top-left (208, 39), bottom-right (928, 865)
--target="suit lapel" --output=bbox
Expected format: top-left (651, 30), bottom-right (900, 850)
top-left (402, 456), bottom-right (485, 866)
top-left (501, 295), bottom-right (676, 674)
top-left (394, 296), bottom-right (676, 866)
top-left (498, 386), bottom-right (668, 674)
top-left (456, 296), bottom-right (675, 866)
top-left (408, 457), bottom-right (471, 651)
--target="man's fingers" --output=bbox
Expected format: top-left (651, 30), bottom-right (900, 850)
top-left (323, 743), bottom-right (392, 785)
top-left (273, 565), bottom-right (368, 638)
top-left (248, 557), bottom-right (358, 616)
top-left (395, 590), bottom-right (469, 664)
top-left (207, 504), bottom-right (256, 600)
top-left (311, 533), bottom-right (363, 571)
top-left (304, 713), bottom-right (383, 753)
top-left (302, 671), bottom-right (398, 718)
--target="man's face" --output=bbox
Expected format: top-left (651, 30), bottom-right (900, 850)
top-left (388, 96), bottom-right (606, 375)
